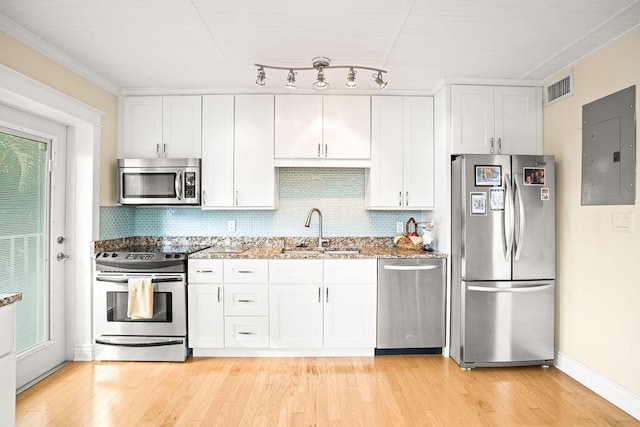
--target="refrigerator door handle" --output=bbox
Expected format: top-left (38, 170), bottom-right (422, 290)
top-left (468, 284), bottom-right (553, 293)
top-left (503, 173), bottom-right (515, 261)
top-left (513, 174), bottom-right (526, 261)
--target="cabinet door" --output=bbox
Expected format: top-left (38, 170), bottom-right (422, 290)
top-left (201, 95), bottom-right (235, 207)
top-left (269, 284), bottom-right (323, 348)
top-left (0, 352), bottom-right (16, 425)
top-left (275, 95), bottom-right (323, 159)
top-left (451, 85), bottom-right (495, 154)
top-left (403, 97), bottom-right (434, 208)
top-left (494, 86), bottom-right (542, 155)
top-left (187, 284), bottom-right (224, 349)
top-left (324, 284), bottom-right (376, 348)
top-left (162, 95), bottom-right (202, 158)
top-left (368, 96), bottom-right (404, 208)
top-left (122, 96), bottom-right (163, 158)
top-left (234, 95), bottom-right (276, 207)
top-left (323, 96), bottom-right (371, 159)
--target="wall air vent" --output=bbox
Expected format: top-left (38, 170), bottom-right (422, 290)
top-left (545, 72), bottom-right (573, 105)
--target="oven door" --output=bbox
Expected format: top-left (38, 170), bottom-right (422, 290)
top-left (94, 273), bottom-right (186, 337)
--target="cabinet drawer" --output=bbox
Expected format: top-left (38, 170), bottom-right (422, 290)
top-left (269, 259), bottom-right (323, 283)
top-left (224, 316), bottom-right (269, 348)
top-left (188, 259), bottom-right (224, 283)
top-left (324, 259), bottom-right (377, 283)
top-left (224, 259), bottom-right (268, 283)
top-left (224, 284), bottom-right (268, 316)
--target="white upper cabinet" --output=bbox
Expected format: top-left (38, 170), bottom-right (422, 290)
top-left (274, 95), bottom-right (371, 166)
top-left (122, 95), bottom-right (202, 159)
top-left (201, 95), bottom-right (277, 209)
top-left (451, 85), bottom-right (541, 155)
top-left (367, 96), bottom-right (434, 210)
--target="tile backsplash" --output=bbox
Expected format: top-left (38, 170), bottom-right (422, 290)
top-left (100, 168), bottom-right (426, 239)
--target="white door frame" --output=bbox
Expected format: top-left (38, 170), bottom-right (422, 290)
top-left (0, 64), bottom-right (104, 361)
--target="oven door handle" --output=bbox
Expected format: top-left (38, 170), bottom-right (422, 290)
top-left (95, 277), bottom-right (183, 284)
top-left (96, 338), bottom-right (184, 347)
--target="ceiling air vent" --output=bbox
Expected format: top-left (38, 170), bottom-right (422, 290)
top-left (545, 72), bottom-right (573, 105)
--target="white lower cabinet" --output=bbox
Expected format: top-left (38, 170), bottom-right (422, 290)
top-left (187, 284), bottom-right (224, 349)
top-left (188, 258), bottom-right (377, 355)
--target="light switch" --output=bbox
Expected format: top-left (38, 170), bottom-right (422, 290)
top-left (612, 212), bottom-right (633, 233)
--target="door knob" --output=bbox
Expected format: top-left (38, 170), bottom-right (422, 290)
top-left (56, 253), bottom-right (69, 262)
top-left (57, 236), bottom-right (65, 244)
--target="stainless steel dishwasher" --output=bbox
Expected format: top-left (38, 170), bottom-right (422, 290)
top-left (376, 258), bottom-right (446, 354)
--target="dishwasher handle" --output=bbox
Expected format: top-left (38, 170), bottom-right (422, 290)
top-left (383, 264), bottom-right (441, 271)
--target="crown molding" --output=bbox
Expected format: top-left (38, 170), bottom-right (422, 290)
top-left (0, 13), bottom-right (121, 96)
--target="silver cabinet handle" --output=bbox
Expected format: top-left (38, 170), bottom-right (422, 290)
top-left (217, 286), bottom-right (221, 303)
top-left (406, 191), bottom-right (409, 206)
top-left (202, 190), bottom-right (206, 205)
top-left (237, 331), bottom-right (255, 335)
top-left (489, 137), bottom-right (495, 154)
top-left (318, 143), bottom-right (321, 158)
top-left (237, 299), bottom-right (255, 303)
top-left (156, 143), bottom-right (161, 158)
top-left (318, 287), bottom-right (321, 303)
top-left (468, 284), bottom-right (553, 293)
top-left (399, 191), bottom-right (402, 206)
top-left (235, 190), bottom-right (239, 206)
top-left (324, 144), bottom-right (328, 158)
top-left (497, 137), bottom-right (502, 154)
top-left (236, 270), bottom-right (255, 274)
top-left (325, 287), bottom-right (329, 303)
top-left (383, 264), bottom-right (440, 271)
top-left (196, 269), bottom-right (216, 273)
top-left (163, 143), bottom-right (167, 158)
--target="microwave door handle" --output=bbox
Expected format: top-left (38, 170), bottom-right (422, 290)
top-left (175, 171), bottom-right (182, 200)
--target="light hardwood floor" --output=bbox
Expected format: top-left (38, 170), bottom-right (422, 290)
top-left (16, 356), bottom-right (638, 426)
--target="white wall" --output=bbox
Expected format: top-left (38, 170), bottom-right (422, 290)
top-left (543, 27), bottom-right (640, 395)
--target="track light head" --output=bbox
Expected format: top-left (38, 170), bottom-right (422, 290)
top-left (313, 68), bottom-right (329, 90)
top-left (346, 68), bottom-right (357, 88)
top-left (286, 69), bottom-right (296, 89)
top-left (373, 71), bottom-right (388, 90)
top-left (255, 67), bottom-right (266, 87)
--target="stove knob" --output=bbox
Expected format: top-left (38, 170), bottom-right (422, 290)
top-left (95, 252), bottom-right (101, 258)
top-left (102, 253), bottom-right (109, 257)
top-left (174, 254), bottom-right (181, 259)
top-left (165, 254), bottom-right (171, 259)
top-left (111, 253), bottom-right (118, 257)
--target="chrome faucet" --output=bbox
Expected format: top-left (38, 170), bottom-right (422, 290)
top-left (304, 208), bottom-right (329, 249)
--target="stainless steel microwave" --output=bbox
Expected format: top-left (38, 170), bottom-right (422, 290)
top-left (117, 158), bottom-right (201, 206)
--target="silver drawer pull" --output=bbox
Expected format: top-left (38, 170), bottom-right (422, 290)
top-left (236, 270), bottom-right (255, 274)
top-left (237, 331), bottom-right (255, 335)
top-left (237, 299), bottom-right (255, 303)
top-left (196, 269), bottom-right (216, 273)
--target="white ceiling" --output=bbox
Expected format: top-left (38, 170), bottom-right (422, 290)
top-left (1, 0), bottom-right (639, 95)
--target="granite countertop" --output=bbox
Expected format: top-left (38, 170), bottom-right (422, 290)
top-left (0, 293), bottom-right (22, 308)
top-left (93, 236), bottom-right (448, 260)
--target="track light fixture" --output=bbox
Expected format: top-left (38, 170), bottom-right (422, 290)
top-left (254, 57), bottom-right (388, 90)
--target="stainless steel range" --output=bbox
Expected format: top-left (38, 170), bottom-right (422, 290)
top-left (93, 245), bottom-right (207, 362)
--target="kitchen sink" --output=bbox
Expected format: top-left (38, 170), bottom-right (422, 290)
top-left (280, 248), bottom-right (361, 255)
top-left (207, 247), bottom-right (246, 253)
top-left (323, 248), bottom-right (361, 255)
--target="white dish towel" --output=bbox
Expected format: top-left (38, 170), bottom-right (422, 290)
top-left (127, 278), bottom-right (154, 319)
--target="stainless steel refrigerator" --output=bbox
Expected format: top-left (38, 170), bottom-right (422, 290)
top-left (450, 154), bottom-right (555, 369)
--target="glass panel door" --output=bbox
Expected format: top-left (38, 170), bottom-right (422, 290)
top-left (0, 111), bottom-right (67, 390)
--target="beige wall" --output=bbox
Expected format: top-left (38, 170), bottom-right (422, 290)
top-left (544, 28), bottom-right (640, 394)
top-left (0, 31), bottom-right (117, 206)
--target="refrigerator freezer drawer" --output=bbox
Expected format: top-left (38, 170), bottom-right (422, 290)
top-left (460, 280), bottom-right (555, 367)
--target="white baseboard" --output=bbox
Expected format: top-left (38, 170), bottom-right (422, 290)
top-left (555, 351), bottom-right (640, 420)
top-left (73, 344), bottom-right (94, 362)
